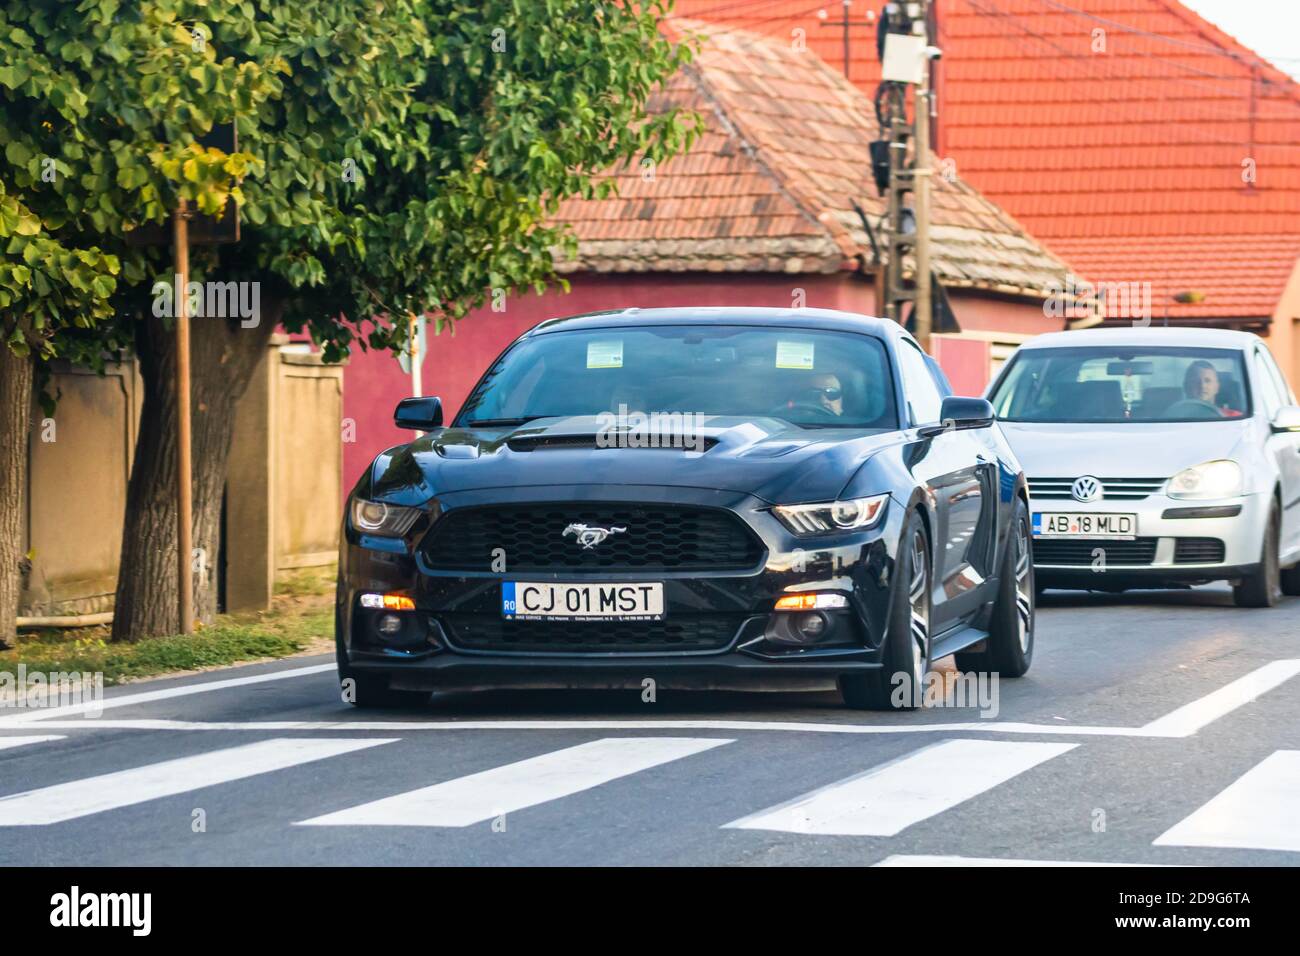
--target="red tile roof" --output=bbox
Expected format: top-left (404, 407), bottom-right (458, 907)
top-left (553, 17), bottom-right (1070, 295)
top-left (673, 0), bottom-right (1300, 323)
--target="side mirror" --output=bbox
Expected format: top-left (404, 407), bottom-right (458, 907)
top-left (1271, 405), bottom-right (1300, 433)
top-left (394, 396), bottom-right (443, 430)
top-left (937, 395), bottom-right (995, 431)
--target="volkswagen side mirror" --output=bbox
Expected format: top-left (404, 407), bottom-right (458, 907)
top-left (1271, 405), bottom-right (1300, 433)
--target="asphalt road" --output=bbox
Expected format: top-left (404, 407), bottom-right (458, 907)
top-left (1, 584), bottom-right (1297, 866)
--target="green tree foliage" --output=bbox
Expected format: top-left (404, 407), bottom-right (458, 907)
top-left (6, 0), bottom-right (695, 352)
top-left (0, 0), bottom-right (697, 639)
top-left (0, 181), bottom-right (118, 354)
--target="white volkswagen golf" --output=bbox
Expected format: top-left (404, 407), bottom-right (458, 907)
top-left (987, 327), bottom-right (1300, 607)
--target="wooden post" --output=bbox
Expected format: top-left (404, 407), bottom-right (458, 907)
top-left (174, 203), bottom-right (193, 635)
top-left (913, 2), bottom-right (933, 354)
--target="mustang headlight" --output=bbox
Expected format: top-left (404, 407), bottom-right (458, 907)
top-left (773, 494), bottom-right (889, 535)
top-left (1167, 459), bottom-right (1242, 499)
top-left (350, 498), bottom-right (422, 536)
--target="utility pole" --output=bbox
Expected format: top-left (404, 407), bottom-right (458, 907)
top-left (913, 29), bottom-right (932, 354)
top-left (840, 0), bottom-right (851, 78)
top-left (820, 2), bottom-right (876, 80)
top-left (873, 1), bottom-right (937, 353)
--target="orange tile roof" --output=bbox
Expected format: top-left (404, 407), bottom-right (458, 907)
top-left (672, 0), bottom-right (1300, 322)
top-left (554, 17), bottom-right (1071, 295)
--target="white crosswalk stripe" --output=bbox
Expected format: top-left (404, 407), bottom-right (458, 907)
top-left (0, 737), bottom-right (395, 826)
top-left (4, 731), bottom-right (1298, 858)
top-left (1153, 750), bottom-right (1300, 853)
top-left (724, 738), bottom-right (1078, 836)
top-left (297, 736), bottom-right (732, 828)
top-left (876, 855), bottom-right (1170, 867)
top-left (0, 736), bottom-right (64, 751)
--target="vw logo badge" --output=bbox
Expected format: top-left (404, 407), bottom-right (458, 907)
top-left (1071, 476), bottom-right (1103, 503)
top-left (562, 523), bottom-right (627, 550)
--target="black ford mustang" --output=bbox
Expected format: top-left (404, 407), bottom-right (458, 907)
top-left (337, 307), bottom-right (1034, 710)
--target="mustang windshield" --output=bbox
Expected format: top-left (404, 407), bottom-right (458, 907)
top-left (456, 326), bottom-right (900, 430)
top-left (990, 346), bottom-right (1251, 423)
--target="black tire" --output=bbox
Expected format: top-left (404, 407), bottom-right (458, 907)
top-left (839, 509), bottom-right (931, 710)
top-left (1281, 563), bottom-right (1300, 596)
top-left (1234, 501), bottom-right (1282, 608)
top-left (1281, 558), bottom-right (1300, 596)
top-left (955, 497), bottom-right (1034, 677)
top-left (335, 616), bottom-right (429, 709)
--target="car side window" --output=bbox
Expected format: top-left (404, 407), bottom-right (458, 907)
top-left (898, 340), bottom-right (944, 425)
top-left (1253, 350), bottom-right (1285, 419)
top-left (1258, 348), bottom-right (1294, 407)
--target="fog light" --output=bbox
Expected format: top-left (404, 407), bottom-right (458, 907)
top-left (795, 612), bottom-right (828, 641)
top-left (376, 613), bottom-right (404, 636)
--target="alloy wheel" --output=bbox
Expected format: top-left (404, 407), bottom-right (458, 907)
top-left (1014, 516), bottom-right (1033, 653)
top-left (908, 532), bottom-right (929, 683)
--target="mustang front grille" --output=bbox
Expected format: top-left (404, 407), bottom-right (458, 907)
top-left (421, 503), bottom-right (765, 572)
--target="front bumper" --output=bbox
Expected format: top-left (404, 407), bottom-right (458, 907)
top-left (1030, 491), bottom-right (1267, 586)
top-left (338, 485), bottom-right (908, 685)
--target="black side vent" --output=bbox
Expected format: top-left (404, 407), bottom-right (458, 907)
top-left (1174, 538), bottom-right (1226, 564)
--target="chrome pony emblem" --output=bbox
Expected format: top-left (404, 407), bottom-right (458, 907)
top-left (1071, 476), bottom-right (1104, 503)
top-left (563, 523), bottom-right (627, 550)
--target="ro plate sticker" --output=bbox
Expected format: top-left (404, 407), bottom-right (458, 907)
top-left (502, 581), bottom-right (517, 616)
top-left (776, 339), bottom-right (815, 369)
top-left (587, 339), bottom-right (623, 369)
top-left (1031, 513), bottom-right (1042, 535)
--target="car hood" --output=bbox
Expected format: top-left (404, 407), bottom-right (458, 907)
top-left (997, 419), bottom-right (1252, 477)
top-left (366, 415), bottom-right (907, 506)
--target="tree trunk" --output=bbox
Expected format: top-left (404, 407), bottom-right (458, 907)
top-left (111, 307), bottom-right (279, 642)
top-left (0, 346), bottom-right (33, 649)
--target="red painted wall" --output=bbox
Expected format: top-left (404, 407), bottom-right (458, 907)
top-left (339, 273), bottom-right (1054, 493)
top-left (947, 291), bottom-right (1056, 337)
top-left (932, 336), bottom-right (990, 396)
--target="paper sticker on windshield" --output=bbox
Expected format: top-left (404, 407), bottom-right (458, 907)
top-left (587, 339), bottom-right (623, 369)
top-left (776, 340), bottom-right (815, 370)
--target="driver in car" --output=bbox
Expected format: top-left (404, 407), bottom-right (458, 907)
top-left (807, 372), bottom-right (844, 417)
top-left (777, 372), bottom-right (845, 421)
top-left (1182, 360), bottom-right (1243, 418)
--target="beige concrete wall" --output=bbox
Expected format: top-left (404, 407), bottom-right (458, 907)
top-left (274, 351), bottom-right (344, 572)
top-left (225, 341), bottom-right (344, 611)
top-left (21, 340), bottom-right (344, 618)
top-left (21, 361), bottom-right (142, 617)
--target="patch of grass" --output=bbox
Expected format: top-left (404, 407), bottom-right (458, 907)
top-left (3, 565), bottom-right (336, 686)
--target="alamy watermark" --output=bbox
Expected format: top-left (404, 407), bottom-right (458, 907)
top-left (1044, 273), bottom-right (1152, 326)
top-left (890, 669), bottom-right (1000, 717)
top-left (0, 665), bottom-right (104, 716)
top-left (152, 273), bottom-right (261, 328)
top-left (596, 404), bottom-right (708, 452)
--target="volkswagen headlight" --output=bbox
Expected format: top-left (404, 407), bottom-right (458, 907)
top-left (350, 498), bottom-right (422, 536)
top-left (773, 494), bottom-right (889, 535)
top-left (1167, 460), bottom-right (1242, 499)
